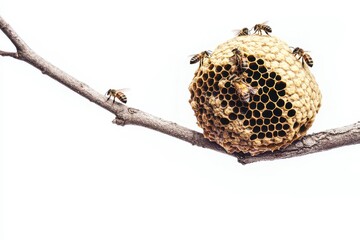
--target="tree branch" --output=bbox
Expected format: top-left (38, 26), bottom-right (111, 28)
top-left (1, 15), bottom-right (359, 164)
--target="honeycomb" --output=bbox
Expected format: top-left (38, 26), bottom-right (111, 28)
top-left (189, 35), bottom-right (322, 156)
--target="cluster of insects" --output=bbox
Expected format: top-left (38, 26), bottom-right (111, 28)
top-left (229, 48), bottom-right (257, 103)
top-left (227, 22), bottom-right (274, 102)
top-left (108, 22), bottom-right (314, 105)
top-left (188, 21), bottom-right (315, 106)
top-left (189, 22), bottom-right (274, 70)
top-left (190, 21), bottom-right (313, 70)
top-left (190, 48), bottom-right (256, 103)
top-left (235, 22), bottom-right (313, 67)
top-left (235, 21), bottom-right (272, 36)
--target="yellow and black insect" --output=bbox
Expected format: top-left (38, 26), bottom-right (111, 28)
top-left (230, 48), bottom-right (249, 75)
top-left (190, 50), bottom-right (211, 67)
top-left (229, 74), bottom-right (257, 103)
top-left (105, 89), bottom-right (127, 104)
top-left (235, 27), bottom-right (249, 36)
top-left (252, 21), bottom-right (272, 35)
top-left (292, 47), bottom-right (313, 67)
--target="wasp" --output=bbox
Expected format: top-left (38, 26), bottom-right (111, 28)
top-left (292, 47), bottom-right (313, 67)
top-left (252, 21), bottom-right (272, 35)
top-left (190, 50), bottom-right (211, 67)
top-left (229, 74), bottom-right (257, 103)
top-left (229, 48), bottom-right (249, 75)
top-left (235, 27), bottom-right (249, 36)
top-left (105, 89), bottom-right (127, 104)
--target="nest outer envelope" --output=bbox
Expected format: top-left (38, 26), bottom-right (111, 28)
top-left (189, 35), bottom-right (322, 156)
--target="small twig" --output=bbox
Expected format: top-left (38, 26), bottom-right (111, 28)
top-left (1, 15), bottom-right (359, 164)
top-left (0, 50), bottom-right (18, 58)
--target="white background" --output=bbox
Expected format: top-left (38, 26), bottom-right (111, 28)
top-left (1, 0), bottom-right (360, 239)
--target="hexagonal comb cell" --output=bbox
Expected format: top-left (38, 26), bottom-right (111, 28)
top-left (189, 35), bottom-right (322, 156)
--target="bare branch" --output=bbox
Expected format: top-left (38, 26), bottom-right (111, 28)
top-left (237, 122), bottom-right (360, 164)
top-left (0, 50), bottom-right (18, 58)
top-left (1, 15), bottom-right (359, 164)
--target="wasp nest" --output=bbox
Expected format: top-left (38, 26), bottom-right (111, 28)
top-left (189, 35), bottom-right (322, 155)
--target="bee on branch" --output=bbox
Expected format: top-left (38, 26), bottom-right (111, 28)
top-left (105, 89), bottom-right (127, 104)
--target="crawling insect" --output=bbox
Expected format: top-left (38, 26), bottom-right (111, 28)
top-left (235, 27), bottom-right (249, 36)
top-left (229, 74), bottom-right (257, 103)
top-left (252, 21), bottom-right (272, 35)
top-left (190, 50), bottom-right (212, 67)
top-left (105, 89), bottom-right (127, 104)
top-left (292, 47), bottom-right (313, 67)
top-left (229, 48), bottom-right (249, 75)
